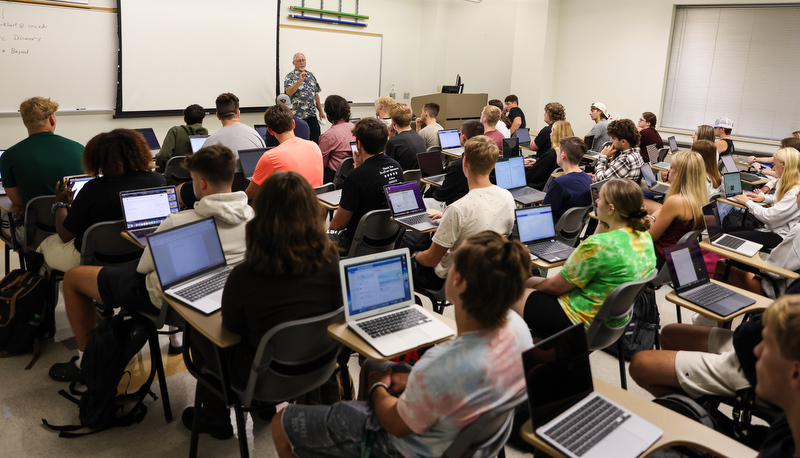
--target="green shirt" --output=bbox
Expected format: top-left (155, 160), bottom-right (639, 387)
top-left (0, 131), bottom-right (84, 204)
top-left (558, 227), bottom-right (656, 327)
top-left (154, 123), bottom-right (208, 172)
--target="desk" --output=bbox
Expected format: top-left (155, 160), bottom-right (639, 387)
top-left (521, 378), bottom-right (756, 458)
top-left (531, 256), bottom-right (566, 271)
top-left (391, 209), bottom-right (442, 234)
top-left (163, 294), bottom-right (241, 348)
top-left (421, 176), bottom-right (443, 188)
top-left (327, 313), bottom-right (457, 362)
top-left (441, 149), bottom-right (463, 159)
top-left (120, 231), bottom-right (145, 249)
top-left (317, 189), bottom-right (342, 211)
top-left (699, 240), bottom-right (799, 280)
top-left (666, 279), bottom-right (771, 322)
top-left (716, 196), bottom-right (749, 210)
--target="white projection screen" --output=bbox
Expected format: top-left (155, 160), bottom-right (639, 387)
top-left (118, 0), bottom-right (279, 115)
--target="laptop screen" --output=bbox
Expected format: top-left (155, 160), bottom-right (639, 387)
top-left (254, 124), bottom-right (269, 142)
top-left (495, 156), bottom-right (527, 189)
top-left (416, 151), bottom-right (443, 177)
top-left (147, 217), bottom-right (226, 289)
top-left (668, 136), bottom-right (678, 152)
top-left (641, 164), bottom-right (658, 188)
top-left (384, 182), bottom-right (425, 217)
top-left (189, 135), bottom-right (208, 153)
top-left (523, 324), bottom-right (594, 428)
top-left (134, 128), bottom-right (160, 150)
top-left (664, 241), bottom-right (709, 292)
top-left (646, 144), bottom-right (659, 163)
top-left (238, 148), bottom-right (268, 178)
top-left (720, 154), bottom-right (738, 174)
top-left (516, 206), bottom-right (557, 243)
top-left (584, 136), bottom-right (595, 151)
top-left (723, 172), bottom-right (742, 196)
top-left (342, 250), bottom-right (412, 317)
top-left (120, 186), bottom-right (179, 229)
top-left (502, 137), bottom-right (520, 158)
top-left (67, 176), bottom-right (94, 200)
top-left (438, 129), bottom-right (461, 149)
top-left (702, 202), bottom-right (724, 238)
top-left (515, 128), bottom-right (531, 143)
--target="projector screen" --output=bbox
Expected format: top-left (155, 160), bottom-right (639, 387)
top-left (117, 0), bottom-right (279, 116)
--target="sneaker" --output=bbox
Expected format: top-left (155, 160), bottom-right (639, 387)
top-left (49, 356), bottom-right (82, 383)
top-left (181, 407), bottom-right (233, 440)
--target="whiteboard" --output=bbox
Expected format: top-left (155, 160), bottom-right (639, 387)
top-left (279, 25), bottom-right (381, 104)
top-left (0, 1), bottom-right (117, 112)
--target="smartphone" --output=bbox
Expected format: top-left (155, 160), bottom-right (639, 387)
top-left (63, 174), bottom-right (94, 200)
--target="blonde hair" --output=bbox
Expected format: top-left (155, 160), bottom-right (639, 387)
top-left (375, 96), bottom-right (396, 114)
top-left (20, 97), bottom-right (58, 130)
top-left (389, 103), bottom-right (412, 128)
top-left (692, 140), bottom-right (721, 188)
top-left (762, 295), bottom-right (800, 361)
top-left (792, 130), bottom-right (800, 139)
top-left (666, 151), bottom-right (707, 231)
top-left (773, 147), bottom-right (800, 201)
top-left (464, 135), bottom-right (500, 175)
top-left (551, 120), bottom-right (574, 150)
top-left (695, 125), bottom-right (715, 143)
top-left (481, 105), bottom-right (501, 125)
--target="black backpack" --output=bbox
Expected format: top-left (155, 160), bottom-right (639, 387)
top-left (43, 314), bottom-right (156, 437)
top-left (0, 269), bottom-right (48, 362)
top-left (602, 283), bottom-right (660, 360)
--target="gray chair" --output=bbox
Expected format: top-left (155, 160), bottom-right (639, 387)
top-left (415, 282), bottom-right (448, 315)
top-left (403, 168), bottom-right (423, 187)
top-left (554, 205), bottom-right (592, 247)
top-left (333, 157), bottom-right (354, 190)
top-left (164, 156), bottom-right (191, 185)
top-left (651, 229), bottom-right (703, 324)
top-left (345, 209), bottom-right (405, 259)
top-left (542, 167), bottom-right (563, 193)
top-left (585, 271), bottom-right (658, 389)
top-left (442, 393), bottom-right (527, 458)
top-left (313, 183), bottom-right (335, 194)
top-left (658, 147), bottom-right (670, 162)
top-left (23, 195), bottom-right (58, 253)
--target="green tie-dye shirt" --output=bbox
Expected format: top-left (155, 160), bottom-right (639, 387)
top-left (558, 227), bottom-right (656, 328)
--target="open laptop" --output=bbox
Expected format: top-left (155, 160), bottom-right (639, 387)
top-left (702, 201), bottom-right (762, 257)
top-left (254, 124), bottom-right (269, 142)
top-left (502, 136), bottom-right (520, 158)
top-left (720, 154), bottom-right (760, 182)
top-left (134, 128), bottom-right (161, 155)
top-left (645, 144), bottom-right (660, 164)
top-left (189, 135), bottom-right (209, 153)
top-left (148, 217), bottom-right (233, 315)
top-left (516, 205), bottom-right (575, 262)
top-left (495, 156), bottom-right (546, 205)
top-left (723, 172), bottom-right (743, 197)
top-left (641, 164), bottom-right (670, 194)
top-left (384, 182), bottom-right (437, 232)
top-left (438, 129), bottom-right (463, 156)
top-left (667, 135), bottom-right (679, 153)
top-left (120, 186), bottom-right (180, 246)
top-left (340, 249), bottom-right (454, 357)
top-left (665, 240), bottom-right (756, 317)
top-left (583, 135), bottom-right (595, 151)
top-left (416, 151), bottom-right (445, 186)
top-left (514, 128), bottom-right (532, 148)
top-left (652, 151), bottom-right (673, 170)
top-left (238, 147), bottom-right (269, 180)
top-left (317, 189), bottom-right (342, 207)
top-left (524, 324), bottom-right (662, 458)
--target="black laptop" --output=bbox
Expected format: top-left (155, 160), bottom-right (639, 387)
top-left (416, 151), bottom-right (445, 186)
top-left (515, 205), bottom-right (575, 262)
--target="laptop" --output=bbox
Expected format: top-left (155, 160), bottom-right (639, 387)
top-left (645, 144), bottom-right (660, 164)
top-left (723, 172), bottom-right (743, 197)
top-left (495, 156), bottom-right (546, 205)
top-left (641, 164), bottom-right (670, 194)
top-left (120, 186), bottom-right (180, 246)
top-left (514, 128), bottom-right (532, 148)
top-left (238, 147), bottom-right (269, 180)
top-left (340, 249), bottom-right (455, 357)
top-left (720, 154), bottom-right (760, 182)
top-left (317, 189), bottom-right (342, 207)
top-left (524, 324), bottom-right (662, 458)
top-left (65, 175), bottom-right (94, 201)
top-left (516, 205), bottom-right (575, 262)
top-left (584, 135), bottom-right (595, 151)
top-left (148, 217), bottom-right (233, 315)
top-left (502, 136), bottom-right (520, 158)
top-left (416, 151), bottom-right (445, 186)
top-left (702, 201), bottom-right (762, 257)
top-left (134, 128), bottom-right (161, 154)
top-left (667, 135), bottom-right (679, 153)
top-left (384, 182), bottom-right (437, 232)
top-left (665, 240), bottom-right (756, 317)
top-left (652, 151), bottom-right (673, 170)
top-left (189, 135), bottom-right (209, 153)
top-left (254, 124), bottom-right (269, 142)
top-left (438, 129), bottom-right (463, 156)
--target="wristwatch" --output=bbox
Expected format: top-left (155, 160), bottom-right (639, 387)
top-left (51, 202), bottom-right (70, 213)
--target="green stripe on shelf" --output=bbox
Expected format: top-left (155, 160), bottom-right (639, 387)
top-left (289, 6), bottom-right (369, 19)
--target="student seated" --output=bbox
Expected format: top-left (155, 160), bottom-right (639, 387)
top-left (637, 111), bottom-right (664, 162)
top-left (512, 178), bottom-right (656, 339)
top-left (375, 95), bottom-right (396, 125)
top-left (503, 94), bottom-right (526, 135)
top-left (488, 99), bottom-right (511, 138)
top-left (713, 117), bottom-right (735, 156)
top-left (319, 94), bottom-right (355, 184)
top-left (528, 102), bottom-right (566, 153)
top-left (272, 231), bottom-right (533, 457)
top-left (584, 102), bottom-right (610, 152)
top-left (415, 102), bottom-right (443, 149)
top-left (425, 120), bottom-right (483, 210)
top-left (264, 94), bottom-right (311, 147)
top-left (412, 136), bottom-right (516, 290)
top-left (480, 105), bottom-right (505, 152)
top-left (37, 129), bottom-right (165, 274)
top-left (155, 103), bottom-right (208, 173)
top-left (48, 145), bottom-right (253, 383)
top-left (593, 118), bottom-right (644, 183)
top-left (385, 103), bottom-right (425, 172)
top-left (184, 171), bottom-right (341, 439)
top-left (689, 139), bottom-right (723, 199)
top-left (540, 136), bottom-right (593, 224)
top-left (752, 137), bottom-right (800, 194)
top-left (524, 120), bottom-right (573, 191)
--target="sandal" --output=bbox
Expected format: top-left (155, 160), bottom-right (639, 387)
top-left (49, 356), bottom-right (82, 382)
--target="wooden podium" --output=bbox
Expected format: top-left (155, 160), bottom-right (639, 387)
top-left (410, 93), bottom-right (488, 130)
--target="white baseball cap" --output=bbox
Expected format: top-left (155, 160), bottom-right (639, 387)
top-left (713, 117), bottom-right (734, 129)
top-left (591, 102), bottom-right (607, 115)
top-left (276, 94), bottom-right (293, 109)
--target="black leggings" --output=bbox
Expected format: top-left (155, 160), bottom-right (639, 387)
top-left (522, 291), bottom-right (574, 340)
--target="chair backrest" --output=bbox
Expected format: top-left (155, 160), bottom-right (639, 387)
top-left (542, 167), bottom-right (563, 193)
top-left (79, 220), bottom-right (144, 270)
top-left (314, 183), bottom-right (335, 194)
top-left (403, 169), bottom-right (423, 187)
top-left (232, 307), bottom-right (344, 406)
top-left (554, 205), bottom-right (592, 247)
top-left (589, 179), bottom-right (606, 215)
top-left (164, 156), bottom-right (191, 185)
top-left (346, 209), bottom-right (405, 258)
top-left (442, 394), bottom-right (527, 458)
top-left (333, 157), bottom-right (354, 190)
top-left (23, 195), bottom-right (57, 251)
top-left (657, 147), bottom-right (670, 162)
top-left (584, 271), bottom-right (658, 352)
top-left (652, 229), bottom-right (703, 287)
top-left (426, 145), bottom-right (442, 154)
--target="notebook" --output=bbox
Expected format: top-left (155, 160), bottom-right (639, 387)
top-left (516, 205), bottom-right (575, 262)
top-left (641, 164), bottom-right (670, 194)
top-left (584, 135), bottom-right (595, 151)
top-left (438, 129), bottom-right (463, 156)
top-left (495, 156), bottom-right (546, 205)
top-left (524, 324), bottom-right (662, 458)
top-left (667, 136), bottom-right (678, 153)
top-left (238, 147), bottom-right (269, 180)
top-left (720, 154), bottom-right (760, 182)
top-left (148, 217), bottom-right (232, 315)
top-left (64, 174), bottom-right (94, 201)
top-left (340, 249), bottom-right (454, 357)
top-left (502, 136), bottom-right (520, 158)
top-left (514, 128), bottom-right (531, 148)
top-left (702, 201), bottom-right (762, 257)
top-left (665, 240), bottom-right (756, 317)
top-left (723, 172), bottom-right (743, 197)
top-left (254, 124), bottom-right (269, 142)
top-left (384, 182), bottom-right (437, 232)
top-left (189, 135), bottom-right (209, 153)
top-left (134, 128), bottom-right (161, 154)
top-left (120, 186), bottom-right (180, 246)
top-left (416, 151), bottom-right (445, 186)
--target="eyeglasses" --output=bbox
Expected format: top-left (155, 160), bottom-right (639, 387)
top-left (639, 118), bottom-right (646, 122)
top-left (294, 59), bottom-right (306, 63)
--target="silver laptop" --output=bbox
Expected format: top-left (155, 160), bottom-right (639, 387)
top-left (416, 151), bottom-right (445, 186)
top-left (148, 217), bottom-right (232, 315)
top-left (645, 144), bottom-right (660, 164)
top-left (721, 154), bottom-right (760, 182)
top-left (641, 164), bottom-right (670, 194)
top-left (438, 129), bottom-right (463, 156)
top-left (525, 324), bottom-right (662, 458)
top-left (665, 240), bottom-right (756, 317)
top-left (189, 135), bottom-right (209, 153)
top-left (723, 172), bottom-right (743, 197)
top-left (702, 201), bottom-right (762, 257)
top-left (514, 127), bottom-right (531, 148)
top-left (317, 189), bottom-right (342, 207)
top-left (516, 205), bottom-right (575, 262)
top-left (120, 186), bottom-right (180, 246)
top-left (134, 128), bottom-right (161, 155)
top-left (667, 135), bottom-right (679, 153)
top-left (384, 181), bottom-right (437, 232)
top-left (340, 249), bottom-right (454, 357)
top-left (495, 156), bottom-right (546, 205)
top-left (238, 147), bottom-right (269, 180)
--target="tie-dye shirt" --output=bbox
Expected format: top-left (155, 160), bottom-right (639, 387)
top-left (393, 311), bottom-right (532, 457)
top-left (558, 227), bottom-right (656, 327)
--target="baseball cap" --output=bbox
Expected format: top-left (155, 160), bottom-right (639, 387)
top-left (276, 94), bottom-right (293, 109)
top-left (713, 117), bottom-right (734, 129)
top-left (591, 102), bottom-right (607, 115)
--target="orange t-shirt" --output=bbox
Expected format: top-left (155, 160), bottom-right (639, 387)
top-left (251, 136), bottom-right (323, 187)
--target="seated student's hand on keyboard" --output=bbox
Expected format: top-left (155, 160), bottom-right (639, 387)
top-left (731, 194), bottom-right (750, 204)
top-left (428, 210), bottom-right (443, 221)
top-left (744, 192), bottom-right (765, 202)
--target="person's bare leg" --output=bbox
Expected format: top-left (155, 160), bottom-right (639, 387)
top-left (63, 266), bottom-right (104, 352)
top-left (629, 350), bottom-right (682, 397)
top-left (661, 323), bottom-right (712, 351)
top-left (272, 410), bottom-right (298, 458)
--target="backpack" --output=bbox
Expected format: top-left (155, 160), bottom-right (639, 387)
top-left (0, 269), bottom-right (48, 363)
top-left (43, 314), bottom-right (155, 437)
top-left (602, 283), bottom-right (660, 360)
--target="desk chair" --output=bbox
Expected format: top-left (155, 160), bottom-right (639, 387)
top-left (658, 147), bottom-right (670, 163)
top-left (164, 156), bottom-right (191, 186)
top-left (185, 308), bottom-right (345, 458)
top-left (345, 209), bottom-right (405, 259)
top-left (554, 205), bottom-right (592, 248)
top-left (231, 171), bottom-right (249, 193)
top-left (403, 168), bottom-right (423, 187)
top-left (443, 393), bottom-right (527, 458)
top-left (541, 167), bottom-right (563, 193)
top-left (585, 271), bottom-right (658, 389)
top-left (416, 282), bottom-right (448, 315)
top-left (314, 183), bottom-right (335, 194)
top-left (651, 230), bottom-right (703, 324)
top-left (332, 157), bottom-right (354, 190)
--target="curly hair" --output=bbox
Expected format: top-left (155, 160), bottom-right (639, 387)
top-left (82, 129), bottom-right (153, 179)
top-left (545, 102), bottom-right (566, 122)
top-left (607, 119), bottom-right (641, 148)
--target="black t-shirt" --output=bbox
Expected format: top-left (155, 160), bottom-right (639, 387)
top-left (534, 123), bottom-right (552, 152)
top-left (432, 158), bottom-right (468, 205)
top-left (525, 148), bottom-right (558, 191)
top-left (759, 415), bottom-right (794, 458)
top-left (385, 130), bottom-right (425, 172)
top-left (339, 154), bottom-right (402, 237)
top-left (63, 171), bottom-right (166, 252)
top-left (508, 107), bottom-right (526, 130)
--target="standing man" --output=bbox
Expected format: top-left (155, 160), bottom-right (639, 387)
top-left (284, 52), bottom-right (324, 143)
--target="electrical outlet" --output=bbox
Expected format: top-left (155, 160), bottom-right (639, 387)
top-left (389, 92), bottom-right (396, 99)
top-left (404, 92), bottom-right (410, 99)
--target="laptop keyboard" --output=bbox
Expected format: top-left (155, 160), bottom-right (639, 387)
top-left (651, 183), bottom-right (670, 193)
top-left (543, 396), bottom-right (630, 457)
top-left (357, 308), bottom-right (431, 338)
top-left (682, 283), bottom-right (735, 305)
top-left (716, 235), bottom-right (746, 250)
top-left (740, 172), bottom-right (760, 182)
top-left (131, 227), bottom-right (157, 238)
top-left (175, 270), bottom-right (231, 302)
top-left (399, 213), bottom-right (432, 226)
top-left (529, 240), bottom-right (573, 257)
